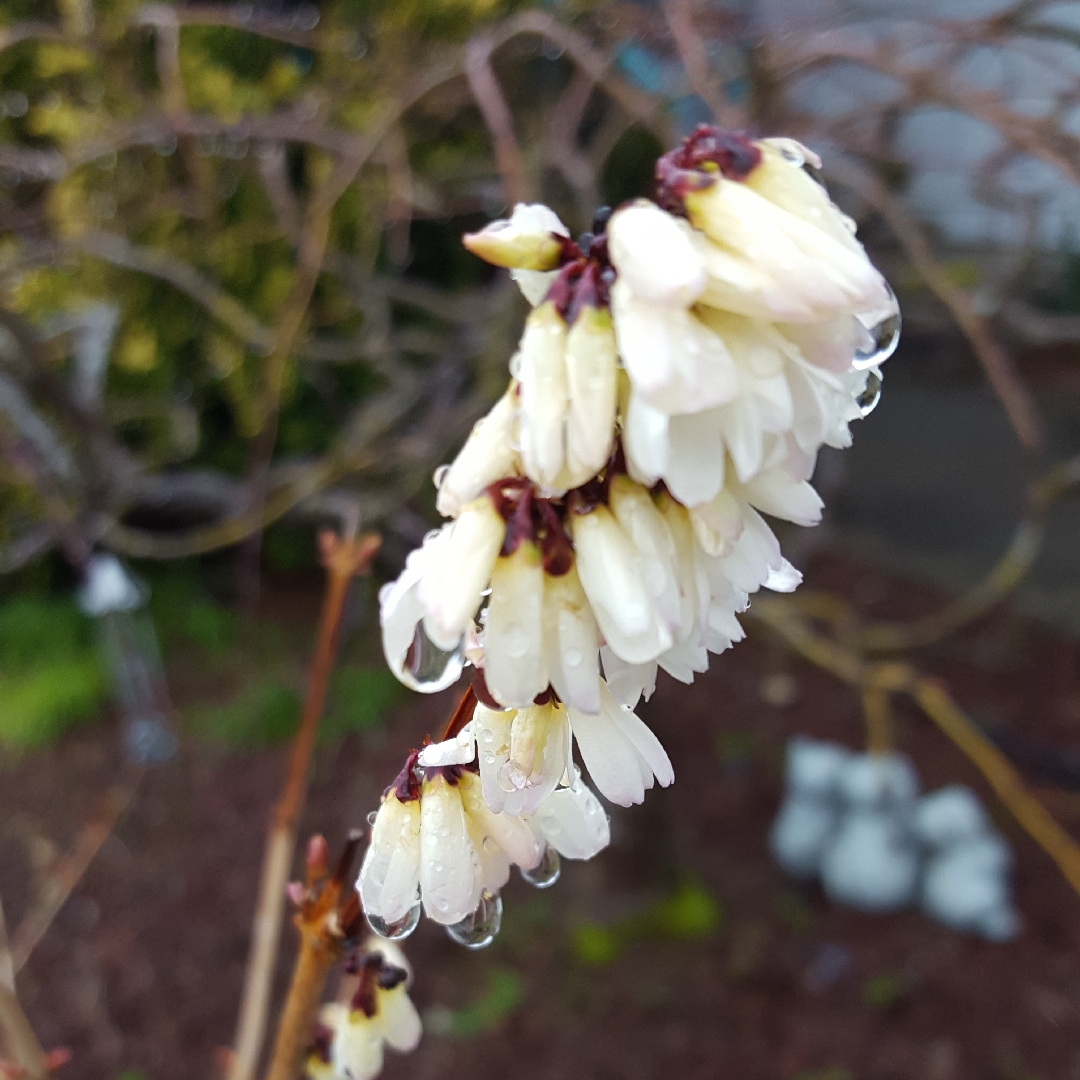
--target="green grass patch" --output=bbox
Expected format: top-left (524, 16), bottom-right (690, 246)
top-left (0, 595), bottom-right (107, 749)
top-left (424, 969), bottom-right (525, 1038)
top-left (571, 881), bottom-right (723, 966)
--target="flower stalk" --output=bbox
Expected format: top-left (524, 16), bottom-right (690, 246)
top-left (229, 531), bottom-right (381, 1080)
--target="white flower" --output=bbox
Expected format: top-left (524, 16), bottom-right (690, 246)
top-left (473, 682), bottom-right (672, 810)
top-left (418, 496), bottom-right (505, 651)
top-left (358, 753), bottom-right (542, 927)
top-left (308, 941), bottom-right (421, 1080)
top-left (462, 202), bottom-right (568, 271)
top-left (434, 385), bottom-right (520, 518)
top-left (525, 769), bottom-right (611, 860)
top-left (514, 296), bottom-right (617, 493)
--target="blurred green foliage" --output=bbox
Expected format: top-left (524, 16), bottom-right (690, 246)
top-left (571, 880), bottom-right (723, 965)
top-left (0, 595), bottom-right (107, 748)
top-left (425, 969), bottom-right (525, 1038)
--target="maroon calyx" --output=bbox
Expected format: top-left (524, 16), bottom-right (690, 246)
top-left (541, 215), bottom-right (615, 322)
top-left (486, 477), bottom-right (575, 576)
top-left (656, 125), bottom-right (762, 216)
top-left (384, 749), bottom-right (421, 802)
top-left (348, 951), bottom-right (410, 1019)
top-left (567, 441), bottom-right (627, 515)
top-left (310, 1022), bottom-right (334, 1063)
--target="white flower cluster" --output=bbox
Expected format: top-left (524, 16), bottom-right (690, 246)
top-left (770, 737), bottom-right (1020, 940)
top-left (363, 126), bottom-right (899, 948)
top-left (308, 940), bottom-right (422, 1080)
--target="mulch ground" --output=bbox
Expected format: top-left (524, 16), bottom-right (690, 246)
top-left (3, 552), bottom-right (1080, 1080)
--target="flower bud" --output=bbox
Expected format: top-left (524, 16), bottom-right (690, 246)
top-left (435, 387), bottom-right (520, 518)
top-left (462, 202), bottom-right (568, 270)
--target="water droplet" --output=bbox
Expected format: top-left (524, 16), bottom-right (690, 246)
top-left (840, 212), bottom-right (858, 234)
top-left (367, 810), bottom-right (379, 826)
top-left (565, 648), bottom-right (582, 668)
top-left (497, 761), bottom-right (526, 792)
top-left (779, 143), bottom-right (804, 167)
top-left (483, 751), bottom-right (496, 765)
top-left (509, 352), bottom-right (523, 379)
top-left (856, 370), bottom-right (882, 418)
top-left (521, 846), bottom-right (561, 889)
top-left (404, 623), bottom-right (465, 692)
top-left (853, 300), bottom-right (901, 370)
top-left (481, 729), bottom-right (494, 744)
top-left (482, 836), bottom-right (499, 853)
top-left (433, 861), bottom-right (444, 873)
top-left (433, 464), bottom-right (450, 489)
top-left (446, 892), bottom-right (503, 949)
top-left (366, 900), bottom-right (421, 941)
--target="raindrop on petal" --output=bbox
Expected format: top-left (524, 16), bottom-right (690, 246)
top-left (520, 846), bottom-right (561, 889)
top-left (366, 810), bottom-right (378, 826)
top-left (404, 623), bottom-right (465, 691)
top-left (857, 370), bottom-right (882, 418)
top-left (853, 299), bottom-right (901, 370)
top-left (366, 900), bottom-right (422, 941)
top-left (433, 464), bottom-right (450, 490)
top-left (446, 892), bottom-right (503, 949)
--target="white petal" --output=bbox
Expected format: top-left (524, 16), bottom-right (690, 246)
top-left (608, 476), bottom-right (682, 636)
top-left (542, 565), bottom-right (601, 714)
top-left (459, 772), bottom-right (543, 868)
top-left (571, 505), bottom-right (673, 664)
top-left (419, 498), bottom-right (504, 650)
top-left (600, 647), bottom-right (658, 708)
top-left (512, 268), bottom-right (559, 307)
top-left (358, 795), bottom-right (421, 925)
top-left (567, 699), bottom-right (646, 807)
top-left (622, 393), bottom-right (669, 487)
top-left (436, 388), bottom-right (520, 518)
top-left (473, 704), bottom-right (514, 814)
top-left (611, 280), bottom-right (739, 414)
top-left (741, 467), bottom-right (823, 526)
top-left (381, 535), bottom-right (463, 694)
top-left (765, 558), bottom-right (802, 592)
top-left (332, 1016), bottom-right (384, 1080)
top-left (518, 301), bottom-right (569, 487)
top-left (565, 306), bottom-right (618, 476)
top-left (689, 487), bottom-right (744, 557)
top-left (665, 410), bottom-right (725, 507)
top-left (419, 776), bottom-right (480, 925)
top-left (377, 986), bottom-right (423, 1053)
top-left (607, 199), bottom-right (706, 307)
top-left (527, 775), bottom-right (611, 860)
top-left (602, 682), bottom-right (674, 788)
top-left (484, 540), bottom-right (548, 708)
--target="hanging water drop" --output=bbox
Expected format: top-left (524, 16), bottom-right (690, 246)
top-left (521, 846), bottom-right (561, 889)
top-left (446, 891), bottom-right (503, 949)
top-left (857, 370), bottom-right (882, 418)
top-left (366, 810), bottom-right (379, 826)
top-left (366, 900), bottom-right (421, 941)
top-left (853, 297), bottom-right (901, 370)
top-left (402, 623), bottom-right (465, 692)
top-left (432, 464), bottom-right (450, 490)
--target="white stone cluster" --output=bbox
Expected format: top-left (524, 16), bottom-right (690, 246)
top-left (770, 736), bottom-right (1021, 941)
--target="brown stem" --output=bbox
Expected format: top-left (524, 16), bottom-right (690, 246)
top-left (262, 925), bottom-right (339, 1080)
top-left (0, 984), bottom-right (48, 1080)
top-left (229, 532), bottom-right (381, 1080)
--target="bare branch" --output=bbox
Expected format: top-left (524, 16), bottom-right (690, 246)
top-left (828, 155), bottom-right (1043, 449)
top-left (465, 34), bottom-right (530, 205)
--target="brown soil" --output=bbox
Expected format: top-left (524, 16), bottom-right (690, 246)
top-left (3, 553), bottom-right (1080, 1080)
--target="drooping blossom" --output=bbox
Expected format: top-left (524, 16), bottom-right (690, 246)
top-left (307, 940), bottom-right (421, 1080)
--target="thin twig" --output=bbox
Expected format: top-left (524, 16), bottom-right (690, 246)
top-left (0, 985), bottom-right (48, 1080)
top-left (663, 0), bottom-right (744, 129)
top-left (829, 155), bottom-right (1042, 449)
top-left (465, 34), bottom-right (529, 205)
top-left (228, 532), bottom-right (381, 1080)
top-left (10, 779), bottom-right (140, 973)
top-left (750, 598), bottom-right (1080, 902)
top-left (0, 898), bottom-right (13, 994)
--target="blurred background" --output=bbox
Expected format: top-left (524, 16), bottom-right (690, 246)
top-left (2, 0), bottom-right (1080, 1078)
